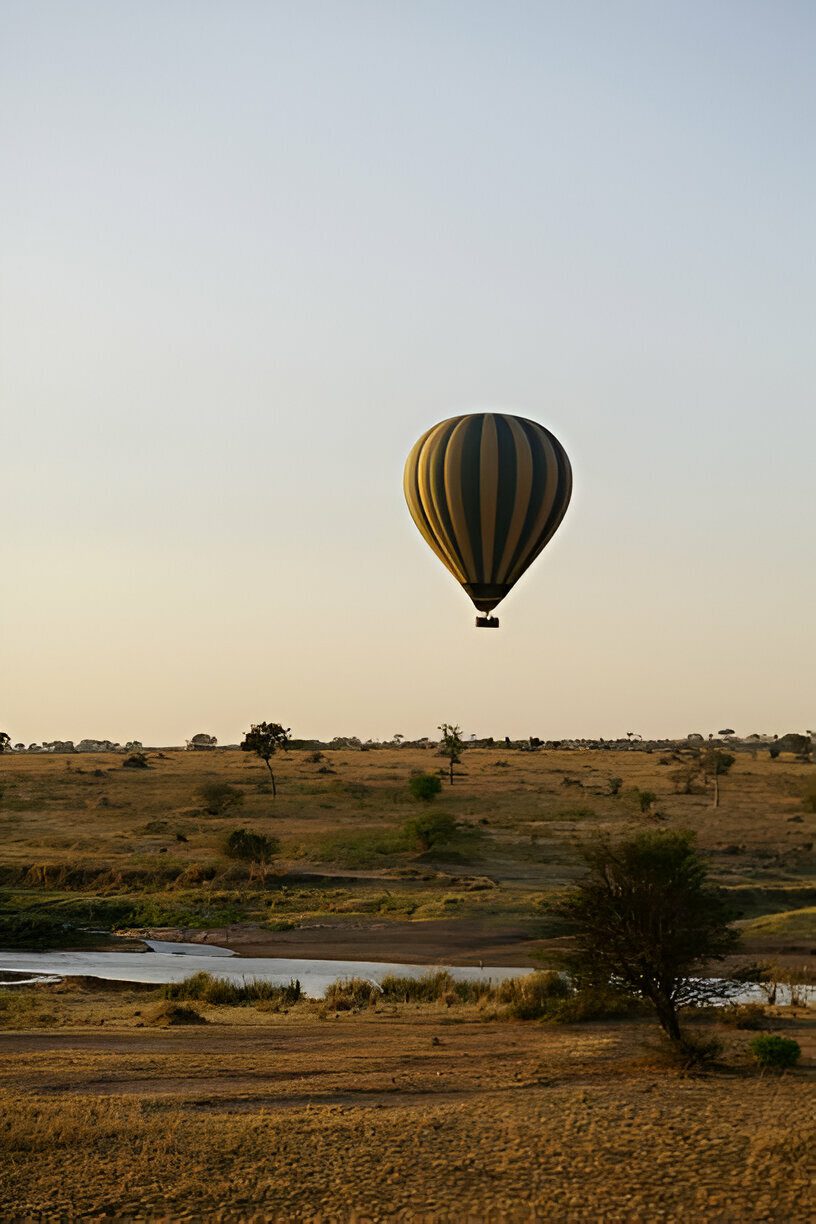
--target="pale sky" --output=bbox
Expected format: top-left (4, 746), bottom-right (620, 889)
top-left (1, 1), bottom-right (814, 746)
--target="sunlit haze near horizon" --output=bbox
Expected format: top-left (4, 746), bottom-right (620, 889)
top-left (2, 1), bottom-right (814, 747)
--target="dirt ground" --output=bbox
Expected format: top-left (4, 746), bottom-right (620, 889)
top-left (1, 998), bottom-right (813, 1222)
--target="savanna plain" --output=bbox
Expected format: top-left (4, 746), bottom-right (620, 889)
top-left (1, 743), bottom-right (814, 1221)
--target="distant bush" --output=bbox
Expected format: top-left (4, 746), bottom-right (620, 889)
top-left (0, 909), bottom-right (75, 945)
top-left (750, 1034), bottom-right (801, 1070)
top-left (147, 1001), bottom-right (207, 1026)
top-left (163, 972), bottom-right (300, 1008)
top-left (719, 1003), bottom-right (769, 1030)
top-left (403, 810), bottom-right (456, 851)
top-left (674, 1032), bottom-right (723, 1069)
top-left (636, 789), bottom-right (657, 813)
top-left (324, 977), bottom-right (381, 1010)
top-left (223, 828), bottom-right (278, 865)
top-left (309, 828), bottom-right (408, 868)
top-left (331, 779), bottom-right (371, 799)
top-left (199, 781), bottom-right (244, 816)
top-left (122, 753), bottom-right (149, 770)
top-left (408, 773), bottom-right (443, 803)
top-left (608, 776), bottom-right (623, 796)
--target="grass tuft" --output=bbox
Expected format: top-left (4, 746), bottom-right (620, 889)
top-left (162, 972), bottom-right (301, 1008)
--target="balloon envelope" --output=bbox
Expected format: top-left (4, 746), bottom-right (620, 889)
top-left (403, 412), bottom-right (572, 614)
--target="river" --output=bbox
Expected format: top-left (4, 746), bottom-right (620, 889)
top-left (0, 940), bottom-right (528, 998)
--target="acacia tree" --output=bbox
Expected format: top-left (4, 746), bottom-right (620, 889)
top-left (437, 723), bottom-right (464, 785)
top-left (556, 829), bottom-right (740, 1049)
top-left (241, 722), bottom-right (290, 798)
top-left (702, 747), bottom-right (735, 809)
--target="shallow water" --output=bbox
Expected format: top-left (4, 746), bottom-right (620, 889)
top-left (0, 940), bottom-right (527, 997)
top-left (2, 942), bottom-right (810, 1004)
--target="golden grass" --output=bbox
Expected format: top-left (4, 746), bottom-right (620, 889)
top-left (2, 747), bottom-right (813, 1218)
top-left (1, 1001), bottom-right (813, 1221)
top-left (1, 745), bottom-right (814, 966)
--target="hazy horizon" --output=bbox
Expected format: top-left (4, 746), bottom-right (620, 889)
top-left (2, 2), bottom-right (814, 746)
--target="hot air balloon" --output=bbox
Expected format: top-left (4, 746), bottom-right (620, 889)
top-left (403, 412), bottom-right (572, 627)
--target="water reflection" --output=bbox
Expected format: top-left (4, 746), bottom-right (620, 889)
top-left (0, 940), bottom-right (526, 997)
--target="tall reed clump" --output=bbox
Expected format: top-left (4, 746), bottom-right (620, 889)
top-left (163, 972), bottom-right (301, 1008)
top-left (323, 977), bottom-right (382, 1010)
top-left (496, 971), bottom-right (572, 1019)
top-left (379, 971), bottom-right (461, 1003)
top-left (326, 969), bottom-right (572, 1016)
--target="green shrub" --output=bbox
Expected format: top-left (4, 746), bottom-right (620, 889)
top-left (750, 1034), bottom-right (801, 1070)
top-left (403, 810), bottom-right (457, 851)
top-left (126, 895), bottom-right (245, 928)
top-left (223, 828), bottom-right (278, 864)
top-left (309, 828), bottom-right (409, 868)
top-left (163, 972), bottom-right (300, 1007)
top-left (199, 781), bottom-right (243, 815)
top-left (408, 773), bottom-right (443, 803)
top-left (323, 977), bottom-right (381, 1010)
top-left (636, 789), bottom-right (657, 813)
top-left (608, 776), bottom-right (623, 796)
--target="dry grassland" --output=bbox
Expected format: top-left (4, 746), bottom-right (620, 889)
top-left (1, 747), bottom-right (814, 1220)
top-left (1, 993), bottom-right (814, 1222)
top-left (0, 745), bottom-right (813, 962)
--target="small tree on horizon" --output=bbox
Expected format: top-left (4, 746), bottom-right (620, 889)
top-left (241, 722), bottom-right (290, 798)
top-left (0, 732), bottom-right (10, 754)
top-left (438, 723), bottom-right (464, 785)
top-left (702, 747), bottom-right (735, 809)
top-left (555, 829), bottom-right (740, 1051)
